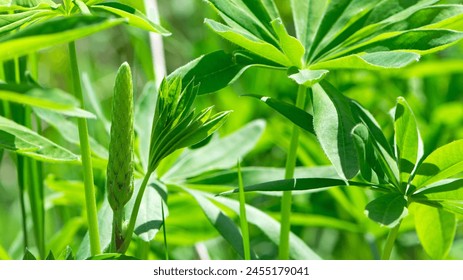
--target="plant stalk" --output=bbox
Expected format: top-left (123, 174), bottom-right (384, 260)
top-left (238, 160), bottom-right (251, 260)
top-left (279, 85), bottom-right (306, 260)
top-left (144, 0), bottom-right (166, 88)
top-left (119, 171), bottom-right (152, 253)
top-left (68, 41), bottom-right (101, 256)
top-left (381, 221), bottom-right (402, 260)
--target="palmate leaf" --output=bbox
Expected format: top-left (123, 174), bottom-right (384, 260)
top-left (0, 9), bottom-right (56, 35)
top-left (206, 0), bottom-right (463, 72)
top-left (0, 115), bottom-right (79, 163)
top-left (0, 16), bottom-right (125, 62)
top-left (0, 83), bottom-right (95, 118)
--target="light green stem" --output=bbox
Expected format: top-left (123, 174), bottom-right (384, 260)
top-left (119, 171), bottom-right (152, 254)
top-left (381, 222), bottom-right (402, 260)
top-left (161, 199), bottom-right (168, 260)
top-left (279, 85), bottom-right (306, 260)
top-left (68, 41), bottom-right (101, 256)
top-left (238, 161), bottom-right (251, 260)
top-left (144, 0), bottom-right (166, 87)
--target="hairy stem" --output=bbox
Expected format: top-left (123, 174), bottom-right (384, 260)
top-left (68, 41), bottom-right (101, 256)
top-left (279, 85), bottom-right (306, 260)
top-left (381, 221), bottom-right (402, 260)
top-left (119, 171), bottom-right (152, 254)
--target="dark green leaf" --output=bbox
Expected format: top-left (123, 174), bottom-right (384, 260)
top-left (23, 249), bottom-right (37, 260)
top-left (245, 95), bottom-right (314, 134)
top-left (313, 80), bottom-right (359, 180)
top-left (221, 177), bottom-right (348, 195)
top-left (365, 193), bottom-right (408, 227)
top-left (45, 251), bottom-right (55, 260)
top-left (86, 253), bottom-right (139, 260)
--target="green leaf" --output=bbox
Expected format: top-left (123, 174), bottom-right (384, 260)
top-left (86, 253), bottom-right (139, 260)
top-left (188, 165), bottom-right (340, 187)
top-left (0, 10), bottom-right (55, 35)
top-left (288, 68), bottom-right (329, 87)
top-left (413, 179), bottom-right (463, 202)
top-left (0, 116), bottom-right (80, 163)
top-left (244, 95), bottom-right (314, 134)
top-left (351, 124), bottom-right (381, 184)
top-left (169, 51), bottom-right (247, 95)
top-left (92, 2), bottom-right (170, 35)
top-left (182, 188), bottom-right (256, 260)
top-left (23, 249), bottom-right (37, 260)
top-left (311, 51), bottom-right (420, 70)
top-left (214, 195), bottom-right (321, 260)
top-left (221, 177), bottom-right (349, 195)
top-left (365, 193), bottom-right (408, 227)
top-left (47, 218), bottom-right (84, 256)
top-left (414, 203), bottom-right (456, 259)
top-left (271, 18), bottom-right (305, 68)
top-left (351, 100), bottom-right (400, 186)
top-left (206, 0), bottom-right (278, 44)
top-left (45, 175), bottom-right (85, 207)
top-left (290, 0), bottom-right (328, 62)
top-left (205, 19), bottom-right (291, 66)
top-left (58, 246), bottom-right (74, 260)
top-left (313, 80), bottom-right (359, 180)
top-left (0, 16), bottom-right (125, 62)
top-left (34, 108), bottom-right (108, 159)
top-left (412, 139), bottom-right (463, 189)
top-left (163, 120), bottom-right (265, 182)
top-left (344, 29), bottom-right (463, 58)
top-left (11, 0), bottom-right (57, 8)
top-left (394, 97), bottom-right (422, 185)
top-left (134, 81), bottom-right (156, 169)
top-left (45, 251), bottom-right (55, 260)
top-left (126, 179), bottom-right (167, 242)
top-left (0, 84), bottom-right (95, 118)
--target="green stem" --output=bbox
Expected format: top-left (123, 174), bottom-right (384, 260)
top-left (68, 41), bottom-right (101, 256)
top-left (110, 209), bottom-right (124, 253)
top-left (119, 171), bottom-right (152, 254)
top-left (161, 199), bottom-right (168, 260)
top-left (381, 221), bottom-right (402, 260)
top-left (279, 85), bottom-right (306, 260)
top-left (238, 160), bottom-right (251, 260)
top-left (16, 156), bottom-right (28, 251)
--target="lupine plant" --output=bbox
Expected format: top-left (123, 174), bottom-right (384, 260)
top-left (1, 0), bottom-right (463, 260)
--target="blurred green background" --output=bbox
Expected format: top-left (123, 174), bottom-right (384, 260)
top-left (0, 0), bottom-right (462, 260)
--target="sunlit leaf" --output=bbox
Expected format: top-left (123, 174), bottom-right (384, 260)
top-left (0, 116), bottom-right (79, 163)
top-left (412, 139), bottom-right (463, 189)
top-left (92, 2), bottom-right (170, 35)
top-left (414, 203), bottom-right (456, 259)
top-left (0, 16), bottom-right (125, 62)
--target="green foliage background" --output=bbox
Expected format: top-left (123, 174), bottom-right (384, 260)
top-left (0, 0), bottom-right (463, 260)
